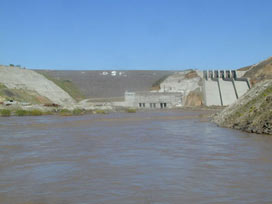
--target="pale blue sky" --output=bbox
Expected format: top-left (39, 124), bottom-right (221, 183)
top-left (0, 0), bottom-right (271, 70)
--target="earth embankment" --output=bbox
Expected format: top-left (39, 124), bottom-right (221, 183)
top-left (0, 66), bottom-right (75, 106)
top-left (37, 70), bottom-right (174, 99)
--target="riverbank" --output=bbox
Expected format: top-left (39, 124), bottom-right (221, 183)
top-left (213, 80), bottom-right (272, 135)
top-left (0, 105), bottom-right (219, 119)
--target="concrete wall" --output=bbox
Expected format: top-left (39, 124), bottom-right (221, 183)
top-left (218, 79), bottom-right (237, 106)
top-left (234, 81), bottom-right (249, 98)
top-left (203, 80), bottom-right (222, 106)
top-left (203, 70), bottom-right (250, 106)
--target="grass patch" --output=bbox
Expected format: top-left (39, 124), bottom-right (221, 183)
top-left (15, 109), bottom-right (28, 116)
top-left (72, 108), bottom-right (85, 115)
top-left (15, 109), bottom-right (43, 116)
top-left (59, 109), bottom-right (73, 116)
top-left (29, 109), bottom-right (43, 116)
top-left (126, 108), bottom-right (136, 113)
top-left (0, 109), bottom-right (11, 117)
top-left (94, 109), bottom-right (107, 114)
top-left (59, 108), bottom-right (90, 116)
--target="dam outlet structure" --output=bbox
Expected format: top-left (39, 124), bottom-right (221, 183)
top-left (203, 70), bottom-right (250, 106)
top-left (115, 91), bottom-right (183, 109)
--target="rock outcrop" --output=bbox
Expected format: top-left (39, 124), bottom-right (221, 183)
top-left (184, 88), bottom-right (203, 106)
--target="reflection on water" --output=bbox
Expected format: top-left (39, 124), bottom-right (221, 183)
top-left (0, 111), bottom-right (272, 204)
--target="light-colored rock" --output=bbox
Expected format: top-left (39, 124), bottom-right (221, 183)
top-left (0, 66), bottom-right (75, 107)
top-left (157, 70), bottom-right (202, 105)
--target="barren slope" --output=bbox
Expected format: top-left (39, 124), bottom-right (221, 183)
top-left (36, 70), bottom-right (174, 99)
top-left (241, 57), bottom-right (272, 85)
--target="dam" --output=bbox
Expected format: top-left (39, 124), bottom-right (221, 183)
top-left (115, 69), bottom-right (250, 108)
top-left (203, 70), bottom-right (250, 106)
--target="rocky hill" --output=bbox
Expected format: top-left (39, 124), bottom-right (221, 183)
top-left (0, 66), bottom-right (75, 107)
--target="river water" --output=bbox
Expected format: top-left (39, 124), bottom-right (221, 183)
top-left (0, 111), bottom-right (272, 204)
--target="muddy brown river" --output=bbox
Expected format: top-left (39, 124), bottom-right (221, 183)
top-left (0, 111), bottom-right (272, 204)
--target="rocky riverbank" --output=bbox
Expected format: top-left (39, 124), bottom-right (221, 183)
top-left (213, 80), bottom-right (272, 135)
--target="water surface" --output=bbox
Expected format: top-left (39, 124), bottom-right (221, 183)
top-left (0, 111), bottom-right (272, 204)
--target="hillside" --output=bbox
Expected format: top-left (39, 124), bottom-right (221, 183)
top-left (0, 66), bottom-right (75, 106)
top-left (239, 57), bottom-right (272, 85)
top-left (36, 70), bottom-right (174, 99)
top-left (213, 80), bottom-right (272, 134)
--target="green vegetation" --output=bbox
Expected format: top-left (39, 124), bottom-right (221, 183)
top-left (0, 83), bottom-right (7, 89)
top-left (13, 109), bottom-right (86, 117)
top-left (219, 83), bottom-right (272, 134)
top-left (72, 108), bottom-right (85, 115)
top-left (126, 108), bottom-right (136, 113)
top-left (15, 109), bottom-right (28, 116)
top-left (94, 109), bottom-right (107, 114)
top-left (59, 109), bottom-right (73, 116)
top-left (37, 72), bottom-right (85, 101)
top-left (59, 108), bottom-right (98, 116)
top-left (29, 109), bottom-right (43, 116)
top-left (0, 109), bottom-right (11, 117)
top-left (15, 109), bottom-right (43, 116)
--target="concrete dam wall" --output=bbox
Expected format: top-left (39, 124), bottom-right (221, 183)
top-left (203, 70), bottom-right (250, 106)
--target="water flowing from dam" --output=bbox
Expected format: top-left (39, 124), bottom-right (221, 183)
top-left (0, 111), bottom-right (272, 203)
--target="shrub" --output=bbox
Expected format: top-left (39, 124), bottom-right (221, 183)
top-left (0, 109), bottom-right (11, 117)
